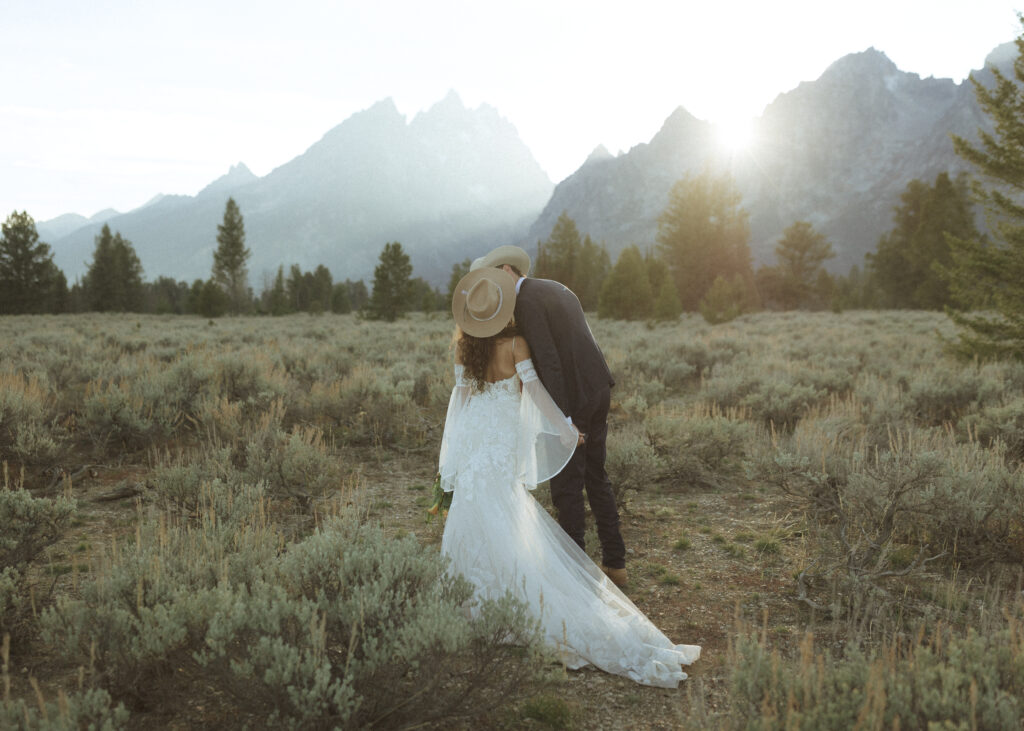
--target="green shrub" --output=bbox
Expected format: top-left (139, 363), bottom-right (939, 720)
top-left (605, 424), bottom-right (662, 505)
top-left (243, 421), bottom-right (341, 506)
top-left (151, 446), bottom-right (235, 514)
top-left (0, 686), bottom-right (130, 730)
top-left (81, 380), bottom-right (159, 452)
top-left (749, 421), bottom-right (1024, 615)
top-left (41, 485), bottom-right (548, 728)
top-left (0, 372), bottom-right (65, 468)
top-left (960, 395), bottom-right (1024, 465)
top-left (0, 480), bottom-right (75, 643)
top-left (646, 406), bottom-right (757, 489)
top-left (716, 619), bottom-right (1024, 730)
top-left (700, 274), bottom-right (751, 325)
top-left (519, 693), bottom-right (576, 729)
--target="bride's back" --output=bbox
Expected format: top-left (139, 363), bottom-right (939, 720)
top-left (457, 331), bottom-right (532, 384)
top-left (484, 336), bottom-right (517, 382)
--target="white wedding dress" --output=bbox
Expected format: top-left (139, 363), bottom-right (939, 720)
top-left (439, 359), bottom-right (700, 688)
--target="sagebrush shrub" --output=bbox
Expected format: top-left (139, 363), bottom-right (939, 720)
top-left (0, 686), bottom-right (130, 730)
top-left (81, 380), bottom-right (159, 452)
top-left (0, 371), bottom-right (65, 467)
top-left (0, 477), bottom-right (75, 642)
top-left (605, 424), bottom-right (662, 504)
top-left (42, 484), bottom-right (549, 728)
top-left (710, 616), bottom-right (1024, 730)
top-left (960, 395), bottom-right (1024, 465)
top-left (646, 406), bottom-right (757, 490)
top-left (243, 407), bottom-right (341, 505)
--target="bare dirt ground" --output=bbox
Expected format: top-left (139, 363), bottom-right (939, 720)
top-left (357, 450), bottom-right (809, 729)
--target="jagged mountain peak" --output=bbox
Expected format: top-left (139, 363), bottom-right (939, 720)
top-left (427, 89), bottom-right (466, 113)
top-left (822, 47), bottom-right (899, 78)
top-left (198, 162), bottom-right (258, 198)
top-left (646, 106), bottom-right (712, 154)
top-left (984, 41), bottom-right (1018, 72)
top-left (583, 145), bottom-right (613, 166)
top-left (319, 97), bottom-right (406, 141)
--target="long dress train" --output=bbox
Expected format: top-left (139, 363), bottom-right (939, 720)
top-left (438, 360), bottom-right (700, 688)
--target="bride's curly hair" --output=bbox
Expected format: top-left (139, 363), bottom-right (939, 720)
top-left (455, 322), bottom-right (519, 391)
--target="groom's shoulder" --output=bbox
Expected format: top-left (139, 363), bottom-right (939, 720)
top-left (525, 278), bottom-right (568, 295)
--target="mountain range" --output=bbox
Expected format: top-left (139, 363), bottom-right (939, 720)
top-left (44, 91), bottom-right (553, 287)
top-left (527, 45), bottom-right (1008, 273)
top-left (39, 44), bottom-right (1013, 287)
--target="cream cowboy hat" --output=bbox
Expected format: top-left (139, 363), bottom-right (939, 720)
top-left (469, 245), bottom-right (531, 276)
top-left (452, 268), bottom-right (517, 337)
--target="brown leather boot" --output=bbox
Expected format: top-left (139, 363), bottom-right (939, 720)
top-left (601, 565), bottom-right (627, 588)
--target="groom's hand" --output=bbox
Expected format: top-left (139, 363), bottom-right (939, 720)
top-left (577, 432), bottom-right (586, 447)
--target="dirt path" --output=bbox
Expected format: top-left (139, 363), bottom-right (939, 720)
top-left (360, 451), bottom-right (808, 728)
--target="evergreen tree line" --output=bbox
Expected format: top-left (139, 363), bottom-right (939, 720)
top-left (0, 198), bottom-right (445, 319)
top-left (0, 172), bottom-right (990, 323)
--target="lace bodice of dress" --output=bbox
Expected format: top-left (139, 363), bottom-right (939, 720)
top-left (474, 374), bottom-right (520, 399)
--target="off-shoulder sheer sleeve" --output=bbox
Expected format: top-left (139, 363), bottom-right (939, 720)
top-left (516, 358), bottom-right (579, 490)
top-left (437, 364), bottom-right (472, 492)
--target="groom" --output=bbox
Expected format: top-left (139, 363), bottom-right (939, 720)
top-left (470, 245), bottom-right (627, 587)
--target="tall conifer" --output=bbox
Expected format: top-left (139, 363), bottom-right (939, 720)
top-left (212, 197), bottom-right (251, 314)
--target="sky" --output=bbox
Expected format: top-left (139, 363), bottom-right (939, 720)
top-left (2, 0), bottom-right (1022, 223)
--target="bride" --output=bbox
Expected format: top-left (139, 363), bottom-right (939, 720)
top-left (438, 268), bottom-right (700, 688)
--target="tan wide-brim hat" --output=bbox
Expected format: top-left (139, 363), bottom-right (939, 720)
top-left (469, 245), bottom-right (531, 276)
top-left (452, 268), bottom-right (517, 338)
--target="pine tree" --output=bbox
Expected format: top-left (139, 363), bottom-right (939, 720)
top-left (945, 22), bottom-right (1024, 359)
top-left (598, 245), bottom-right (653, 320)
top-left (653, 278), bottom-right (682, 321)
top-left (576, 235), bottom-right (611, 311)
top-left (113, 232), bottom-right (145, 311)
top-left (83, 224), bottom-right (144, 312)
top-left (51, 270), bottom-right (69, 313)
top-left (211, 197), bottom-right (251, 314)
top-left (147, 277), bottom-right (190, 314)
top-left (286, 264), bottom-right (308, 311)
top-left (197, 279), bottom-right (228, 318)
top-left (772, 221), bottom-right (835, 309)
top-left (344, 280), bottom-right (369, 312)
top-left (267, 266), bottom-right (289, 315)
top-left (446, 258), bottom-right (472, 311)
top-left (311, 265), bottom-right (333, 314)
top-left (85, 224), bottom-right (118, 311)
top-left (365, 242), bottom-right (413, 322)
top-left (331, 282), bottom-right (352, 314)
top-left (535, 211), bottom-right (582, 288)
top-left (0, 211), bottom-right (61, 314)
top-left (657, 169), bottom-right (753, 311)
top-left (699, 274), bottom-right (749, 324)
top-left (868, 173), bottom-right (976, 309)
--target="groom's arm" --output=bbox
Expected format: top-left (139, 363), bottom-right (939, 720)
top-left (517, 292), bottom-right (569, 415)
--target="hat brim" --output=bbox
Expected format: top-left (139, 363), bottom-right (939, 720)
top-left (452, 268), bottom-right (517, 338)
top-left (469, 245), bottom-right (531, 276)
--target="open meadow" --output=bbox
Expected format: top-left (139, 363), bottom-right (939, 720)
top-left (2, 310), bottom-right (1023, 729)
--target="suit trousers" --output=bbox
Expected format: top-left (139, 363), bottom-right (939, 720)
top-left (549, 387), bottom-right (626, 569)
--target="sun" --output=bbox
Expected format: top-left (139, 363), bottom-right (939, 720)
top-left (714, 118), bottom-right (756, 153)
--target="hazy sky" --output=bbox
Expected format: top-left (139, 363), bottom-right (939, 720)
top-left (2, 0), bottom-right (1021, 222)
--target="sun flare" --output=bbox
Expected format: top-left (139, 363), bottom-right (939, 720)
top-left (715, 118), bottom-right (755, 153)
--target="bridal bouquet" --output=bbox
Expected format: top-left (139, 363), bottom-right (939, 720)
top-left (426, 473), bottom-right (451, 521)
